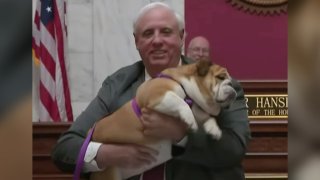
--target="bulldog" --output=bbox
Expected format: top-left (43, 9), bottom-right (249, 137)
top-left (88, 60), bottom-right (237, 180)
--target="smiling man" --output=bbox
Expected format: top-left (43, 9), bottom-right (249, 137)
top-left (133, 3), bottom-right (185, 77)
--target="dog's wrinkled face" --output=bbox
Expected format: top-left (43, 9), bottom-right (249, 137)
top-left (211, 64), bottom-right (237, 108)
top-left (193, 60), bottom-right (237, 114)
top-left (162, 59), bottom-right (237, 115)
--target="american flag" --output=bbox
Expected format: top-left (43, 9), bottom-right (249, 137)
top-left (32, 0), bottom-right (73, 122)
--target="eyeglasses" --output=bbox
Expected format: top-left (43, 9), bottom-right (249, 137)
top-left (189, 47), bottom-right (209, 53)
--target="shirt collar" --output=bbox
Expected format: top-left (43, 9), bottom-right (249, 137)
top-left (144, 58), bottom-right (182, 81)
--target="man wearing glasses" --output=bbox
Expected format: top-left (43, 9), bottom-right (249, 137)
top-left (187, 36), bottom-right (210, 61)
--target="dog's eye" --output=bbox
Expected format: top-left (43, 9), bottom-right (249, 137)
top-left (216, 75), bottom-right (225, 80)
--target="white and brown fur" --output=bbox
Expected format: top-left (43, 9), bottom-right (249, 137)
top-left (90, 60), bottom-right (236, 180)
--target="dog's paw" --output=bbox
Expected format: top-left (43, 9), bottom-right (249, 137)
top-left (189, 121), bottom-right (198, 131)
top-left (183, 116), bottom-right (198, 131)
top-left (204, 120), bottom-right (222, 140)
top-left (180, 110), bottom-right (198, 131)
top-left (181, 117), bottom-right (198, 131)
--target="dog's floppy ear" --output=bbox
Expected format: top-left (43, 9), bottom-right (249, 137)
top-left (197, 60), bottom-right (212, 77)
top-left (213, 65), bottom-right (230, 80)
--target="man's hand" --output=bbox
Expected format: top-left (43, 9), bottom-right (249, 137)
top-left (95, 143), bottom-right (158, 169)
top-left (141, 108), bottom-right (188, 143)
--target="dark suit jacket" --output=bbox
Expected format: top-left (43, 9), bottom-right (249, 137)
top-left (52, 56), bottom-right (251, 180)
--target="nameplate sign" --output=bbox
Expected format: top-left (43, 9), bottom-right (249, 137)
top-left (245, 94), bottom-right (288, 119)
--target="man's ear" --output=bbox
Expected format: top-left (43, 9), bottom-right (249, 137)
top-left (133, 33), bottom-right (139, 50)
top-left (181, 29), bottom-right (186, 40)
top-left (180, 29), bottom-right (185, 40)
top-left (180, 29), bottom-right (186, 48)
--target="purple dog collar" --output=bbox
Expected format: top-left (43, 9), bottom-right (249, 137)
top-left (157, 73), bottom-right (193, 107)
top-left (132, 98), bottom-right (142, 117)
top-left (157, 73), bottom-right (172, 79)
top-left (184, 98), bottom-right (193, 107)
top-left (74, 124), bottom-right (96, 180)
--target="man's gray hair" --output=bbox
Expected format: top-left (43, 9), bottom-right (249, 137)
top-left (133, 2), bottom-right (185, 34)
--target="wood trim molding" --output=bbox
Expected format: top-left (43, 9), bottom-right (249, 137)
top-left (33, 121), bottom-right (287, 134)
top-left (245, 173), bottom-right (288, 179)
top-left (240, 80), bottom-right (287, 93)
top-left (250, 120), bottom-right (287, 133)
top-left (33, 174), bottom-right (288, 180)
top-left (33, 122), bottom-right (70, 134)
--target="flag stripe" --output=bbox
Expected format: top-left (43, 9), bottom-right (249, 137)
top-left (32, 24), bottom-right (40, 47)
top-left (40, 42), bottom-right (56, 79)
top-left (40, 22), bottom-right (57, 58)
top-left (40, 82), bottom-right (61, 121)
top-left (39, 100), bottom-right (53, 122)
top-left (44, 21), bottom-right (56, 39)
top-left (40, 62), bottom-right (56, 99)
top-left (35, 10), bottom-right (40, 30)
top-left (53, 0), bottom-right (73, 121)
top-left (55, 59), bottom-right (67, 122)
top-left (35, 0), bottom-right (41, 30)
